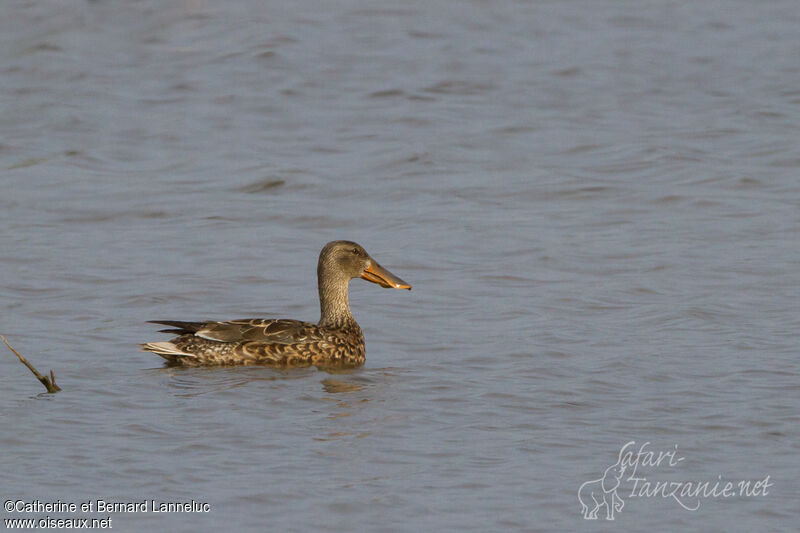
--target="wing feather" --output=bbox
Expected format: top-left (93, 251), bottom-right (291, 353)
top-left (193, 318), bottom-right (322, 344)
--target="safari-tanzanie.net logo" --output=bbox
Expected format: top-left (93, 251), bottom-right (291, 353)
top-left (578, 441), bottom-right (772, 520)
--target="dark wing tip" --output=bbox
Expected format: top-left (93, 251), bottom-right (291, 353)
top-left (147, 320), bottom-right (206, 334)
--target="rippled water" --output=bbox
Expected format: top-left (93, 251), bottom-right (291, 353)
top-left (1, 1), bottom-right (798, 531)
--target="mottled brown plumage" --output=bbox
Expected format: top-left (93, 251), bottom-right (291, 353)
top-left (141, 241), bottom-right (411, 367)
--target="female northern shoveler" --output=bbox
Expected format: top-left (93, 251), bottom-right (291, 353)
top-left (141, 241), bottom-right (411, 367)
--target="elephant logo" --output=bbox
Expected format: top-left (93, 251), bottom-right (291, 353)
top-left (578, 460), bottom-right (626, 520)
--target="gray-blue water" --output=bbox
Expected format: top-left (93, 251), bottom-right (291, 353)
top-left (1, 1), bottom-right (798, 531)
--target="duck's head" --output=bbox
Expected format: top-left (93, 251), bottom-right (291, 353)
top-left (319, 240), bottom-right (411, 290)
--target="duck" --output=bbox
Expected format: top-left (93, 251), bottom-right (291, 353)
top-left (141, 240), bottom-right (411, 367)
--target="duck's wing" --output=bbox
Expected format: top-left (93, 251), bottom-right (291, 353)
top-left (148, 318), bottom-right (322, 344)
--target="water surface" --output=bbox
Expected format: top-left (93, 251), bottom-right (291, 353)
top-left (1, 1), bottom-right (798, 531)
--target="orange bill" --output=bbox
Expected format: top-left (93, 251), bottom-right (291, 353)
top-left (361, 261), bottom-right (411, 290)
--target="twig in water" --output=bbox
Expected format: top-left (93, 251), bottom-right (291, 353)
top-left (1, 335), bottom-right (61, 393)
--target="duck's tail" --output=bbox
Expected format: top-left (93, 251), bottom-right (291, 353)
top-left (140, 341), bottom-right (196, 363)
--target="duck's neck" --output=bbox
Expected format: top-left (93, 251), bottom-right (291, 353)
top-left (318, 273), bottom-right (355, 328)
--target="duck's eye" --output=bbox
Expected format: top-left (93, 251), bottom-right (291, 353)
top-left (352, 248), bottom-right (360, 255)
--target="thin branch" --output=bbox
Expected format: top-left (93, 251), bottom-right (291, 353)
top-left (1, 335), bottom-right (61, 393)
